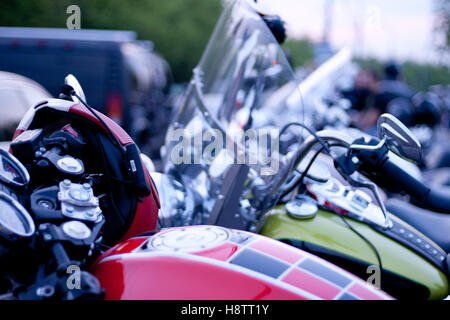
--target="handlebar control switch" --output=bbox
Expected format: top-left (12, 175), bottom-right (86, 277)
top-left (349, 190), bottom-right (371, 211)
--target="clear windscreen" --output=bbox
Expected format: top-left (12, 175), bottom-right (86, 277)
top-left (162, 0), bottom-right (305, 223)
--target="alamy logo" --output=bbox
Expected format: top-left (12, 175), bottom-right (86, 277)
top-left (365, 5), bottom-right (381, 31)
top-left (66, 5), bottom-right (81, 30)
top-left (66, 265), bottom-right (81, 289)
top-left (168, 128), bottom-right (280, 176)
top-left (366, 265), bottom-right (381, 289)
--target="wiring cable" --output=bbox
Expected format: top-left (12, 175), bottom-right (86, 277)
top-left (277, 124), bottom-right (384, 281)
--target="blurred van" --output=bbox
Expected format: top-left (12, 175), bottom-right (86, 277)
top-left (0, 27), bottom-right (172, 137)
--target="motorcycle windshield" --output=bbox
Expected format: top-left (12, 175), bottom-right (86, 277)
top-left (162, 0), bottom-right (304, 224)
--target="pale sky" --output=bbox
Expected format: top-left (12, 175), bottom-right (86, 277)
top-left (256, 0), bottom-right (447, 65)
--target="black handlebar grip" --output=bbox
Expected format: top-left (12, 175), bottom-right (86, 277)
top-left (424, 187), bottom-right (450, 214)
top-left (380, 159), bottom-right (450, 213)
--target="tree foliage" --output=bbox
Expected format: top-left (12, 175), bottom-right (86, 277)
top-left (0, 0), bottom-right (222, 82)
top-left (435, 0), bottom-right (450, 50)
top-left (356, 57), bottom-right (449, 91)
top-left (282, 39), bottom-right (314, 69)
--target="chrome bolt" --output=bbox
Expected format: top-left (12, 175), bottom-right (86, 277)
top-left (38, 199), bottom-right (53, 209)
top-left (82, 183), bottom-right (91, 190)
top-left (85, 210), bottom-right (95, 218)
top-left (34, 151), bottom-right (42, 158)
top-left (39, 147), bottom-right (46, 153)
top-left (63, 179), bottom-right (71, 187)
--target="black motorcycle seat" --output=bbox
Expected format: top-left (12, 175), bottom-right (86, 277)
top-left (422, 168), bottom-right (450, 187)
top-left (386, 198), bottom-right (450, 253)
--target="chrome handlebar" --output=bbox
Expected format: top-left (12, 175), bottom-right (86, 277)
top-left (288, 129), bottom-right (392, 229)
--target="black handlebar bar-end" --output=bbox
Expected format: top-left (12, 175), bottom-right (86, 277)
top-left (349, 137), bottom-right (450, 214)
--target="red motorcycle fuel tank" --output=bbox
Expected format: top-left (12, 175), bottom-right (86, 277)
top-left (90, 225), bottom-right (392, 300)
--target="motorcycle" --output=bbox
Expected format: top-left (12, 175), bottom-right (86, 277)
top-left (154, 0), bottom-right (449, 299)
top-left (0, 73), bottom-right (389, 300)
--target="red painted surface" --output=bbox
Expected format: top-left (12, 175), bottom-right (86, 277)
top-left (349, 283), bottom-right (385, 300)
top-left (91, 226), bottom-right (393, 300)
top-left (105, 237), bottom-right (148, 257)
top-left (282, 268), bottom-right (341, 300)
top-left (91, 256), bottom-right (308, 300)
top-left (11, 129), bottom-right (24, 142)
top-left (118, 164), bottom-right (160, 242)
top-left (69, 103), bottom-right (134, 146)
top-left (192, 242), bottom-right (240, 262)
top-left (61, 124), bottom-right (79, 138)
top-left (249, 238), bottom-right (304, 264)
top-left (91, 237), bottom-right (148, 269)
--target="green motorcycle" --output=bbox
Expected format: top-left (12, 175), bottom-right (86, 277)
top-left (257, 123), bottom-right (449, 300)
top-left (152, 0), bottom-right (449, 299)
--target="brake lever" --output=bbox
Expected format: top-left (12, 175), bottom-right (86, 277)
top-left (338, 167), bottom-right (392, 229)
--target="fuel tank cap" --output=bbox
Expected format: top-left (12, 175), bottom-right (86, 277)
top-left (145, 226), bottom-right (230, 252)
top-left (285, 195), bottom-right (318, 220)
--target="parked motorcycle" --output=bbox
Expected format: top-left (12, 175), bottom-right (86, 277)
top-left (154, 0), bottom-right (449, 300)
top-left (0, 73), bottom-right (389, 300)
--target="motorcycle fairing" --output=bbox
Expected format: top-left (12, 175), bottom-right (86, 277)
top-left (11, 98), bottom-right (160, 244)
top-left (13, 99), bottom-right (131, 145)
top-left (91, 225), bottom-right (391, 300)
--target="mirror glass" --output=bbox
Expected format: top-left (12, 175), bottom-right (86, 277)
top-left (377, 113), bottom-right (422, 163)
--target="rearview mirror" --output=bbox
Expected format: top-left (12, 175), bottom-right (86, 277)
top-left (64, 74), bottom-right (86, 103)
top-left (377, 113), bottom-right (422, 163)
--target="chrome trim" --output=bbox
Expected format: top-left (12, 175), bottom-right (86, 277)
top-left (0, 149), bottom-right (30, 187)
top-left (140, 153), bottom-right (155, 173)
top-left (288, 129), bottom-right (392, 229)
top-left (0, 191), bottom-right (35, 239)
top-left (64, 74), bottom-right (87, 104)
top-left (350, 137), bottom-right (386, 152)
